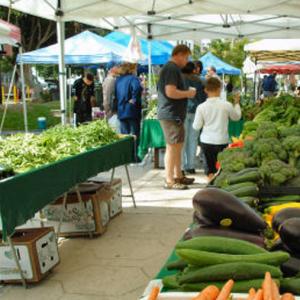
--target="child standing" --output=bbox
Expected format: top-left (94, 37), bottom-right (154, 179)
top-left (193, 77), bottom-right (241, 181)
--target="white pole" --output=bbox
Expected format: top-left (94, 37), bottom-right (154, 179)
top-left (19, 46), bottom-right (28, 133)
top-left (68, 67), bottom-right (72, 122)
top-left (147, 40), bottom-right (152, 94)
top-left (56, 16), bottom-right (66, 125)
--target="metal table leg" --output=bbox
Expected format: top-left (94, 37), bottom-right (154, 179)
top-left (75, 185), bottom-right (93, 239)
top-left (56, 192), bottom-right (68, 241)
top-left (125, 165), bottom-right (136, 208)
top-left (7, 237), bottom-right (27, 288)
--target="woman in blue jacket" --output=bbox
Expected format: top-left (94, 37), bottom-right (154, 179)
top-left (115, 63), bottom-right (142, 161)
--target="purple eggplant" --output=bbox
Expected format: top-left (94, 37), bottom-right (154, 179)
top-left (193, 188), bottom-right (267, 234)
top-left (279, 217), bottom-right (300, 254)
top-left (183, 225), bottom-right (266, 248)
top-left (193, 211), bottom-right (214, 226)
top-left (272, 208), bottom-right (300, 232)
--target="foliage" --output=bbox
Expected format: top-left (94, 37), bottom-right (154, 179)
top-left (145, 99), bottom-right (158, 119)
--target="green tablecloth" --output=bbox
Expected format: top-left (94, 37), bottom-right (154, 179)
top-left (0, 137), bottom-right (134, 240)
top-left (138, 119), bottom-right (166, 159)
top-left (138, 119), bottom-right (244, 160)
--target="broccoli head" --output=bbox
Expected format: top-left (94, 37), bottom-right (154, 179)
top-left (283, 135), bottom-right (300, 166)
top-left (259, 159), bottom-right (298, 186)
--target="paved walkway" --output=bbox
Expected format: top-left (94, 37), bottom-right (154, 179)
top-left (0, 163), bottom-right (206, 300)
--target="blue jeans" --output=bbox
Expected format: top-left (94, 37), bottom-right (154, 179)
top-left (182, 113), bottom-right (199, 170)
top-left (120, 119), bottom-right (141, 162)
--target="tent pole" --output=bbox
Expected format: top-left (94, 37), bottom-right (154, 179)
top-left (56, 16), bottom-right (66, 125)
top-left (19, 46), bottom-right (28, 133)
top-left (147, 40), bottom-right (152, 94)
top-left (68, 66), bottom-right (72, 122)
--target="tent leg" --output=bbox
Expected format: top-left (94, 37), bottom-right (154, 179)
top-left (0, 64), bottom-right (17, 134)
top-left (19, 46), bottom-right (28, 133)
top-left (56, 17), bottom-right (67, 125)
top-left (147, 40), bottom-right (152, 95)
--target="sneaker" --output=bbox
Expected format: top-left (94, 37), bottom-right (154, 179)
top-left (175, 176), bottom-right (195, 185)
top-left (164, 182), bottom-right (188, 190)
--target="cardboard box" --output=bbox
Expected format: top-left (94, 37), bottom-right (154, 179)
top-left (0, 227), bottom-right (59, 283)
top-left (93, 179), bottom-right (122, 218)
top-left (43, 182), bottom-right (110, 237)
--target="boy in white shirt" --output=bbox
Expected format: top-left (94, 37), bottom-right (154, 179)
top-left (193, 77), bottom-right (241, 181)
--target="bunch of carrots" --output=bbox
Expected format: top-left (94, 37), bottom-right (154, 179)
top-left (147, 272), bottom-right (296, 300)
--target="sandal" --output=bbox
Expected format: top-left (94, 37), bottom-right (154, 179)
top-left (164, 182), bottom-right (188, 190)
top-left (175, 176), bottom-right (195, 185)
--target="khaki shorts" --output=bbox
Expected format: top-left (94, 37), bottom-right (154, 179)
top-left (160, 119), bottom-right (185, 144)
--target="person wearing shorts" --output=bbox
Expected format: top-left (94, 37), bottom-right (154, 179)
top-left (157, 45), bottom-right (196, 190)
top-left (193, 77), bottom-right (241, 182)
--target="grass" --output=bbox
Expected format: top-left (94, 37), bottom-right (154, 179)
top-left (0, 101), bottom-right (62, 131)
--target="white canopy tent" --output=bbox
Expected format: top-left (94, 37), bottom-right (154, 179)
top-left (244, 39), bottom-right (300, 62)
top-left (2, 0), bottom-right (300, 123)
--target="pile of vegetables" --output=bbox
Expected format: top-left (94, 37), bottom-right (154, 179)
top-left (162, 236), bottom-right (290, 292)
top-left (145, 99), bottom-right (158, 119)
top-left (0, 120), bottom-right (119, 174)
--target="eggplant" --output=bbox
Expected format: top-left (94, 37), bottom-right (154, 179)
top-left (193, 188), bottom-right (267, 234)
top-left (193, 211), bottom-right (214, 226)
top-left (281, 256), bottom-right (300, 277)
top-left (272, 208), bottom-right (300, 232)
top-left (182, 225), bottom-right (266, 248)
top-left (279, 218), bottom-right (300, 254)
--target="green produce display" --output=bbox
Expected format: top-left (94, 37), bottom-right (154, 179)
top-left (176, 249), bottom-right (289, 267)
top-left (280, 277), bottom-right (300, 294)
top-left (0, 120), bottom-right (119, 174)
top-left (178, 262), bottom-right (281, 284)
top-left (176, 236), bottom-right (267, 255)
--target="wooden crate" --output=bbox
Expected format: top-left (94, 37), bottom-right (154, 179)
top-left (0, 227), bottom-right (59, 283)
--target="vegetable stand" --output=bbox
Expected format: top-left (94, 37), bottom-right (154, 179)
top-left (0, 136), bottom-right (135, 287)
top-left (138, 119), bottom-right (244, 161)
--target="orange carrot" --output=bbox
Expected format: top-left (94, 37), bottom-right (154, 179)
top-left (253, 289), bottom-right (263, 300)
top-left (148, 286), bottom-right (160, 300)
top-left (262, 272), bottom-right (273, 300)
top-left (216, 280), bottom-right (234, 300)
top-left (247, 288), bottom-right (256, 300)
top-left (192, 285), bottom-right (220, 300)
top-left (272, 280), bottom-right (280, 300)
top-left (281, 293), bottom-right (295, 300)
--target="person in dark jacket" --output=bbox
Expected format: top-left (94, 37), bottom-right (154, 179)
top-left (262, 73), bottom-right (278, 97)
top-left (115, 62), bottom-right (142, 162)
top-left (182, 61), bottom-right (207, 174)
top-left (73, 73), bottom-right (95, 125)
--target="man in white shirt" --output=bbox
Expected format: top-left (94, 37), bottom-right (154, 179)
top-left (193, 77), bottom-right (241, 181)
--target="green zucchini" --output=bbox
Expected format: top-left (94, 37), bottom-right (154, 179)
top-left (182, 278), bottom-right (280, 292)
top-left (239, 197), bottom-right (259, 206)
top-left (261, 195), bottom-right (300, 203)
top-left (162, 274), bottom-right (181, 289)
top-left (175, 236), bottom-right (267, 255)
top-left (178, 262), bottom-right (282, 284)
top-left (176, 249), bottom-right (289, 267)
top-left (166, 259), bottom-right (188, 271)
top-left (228, 171), bottom-right (260, 185)
top-left (230, 186), bottom-right (259, 197)
top-left (233, 168), bottom-right (259, 177)
top-left (280, 277), bottom-right (300, 294)
top-left (224, 182), bottom-right (257, 192)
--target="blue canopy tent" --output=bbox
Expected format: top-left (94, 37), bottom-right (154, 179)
top-left (200, 52), bottom-right (241, 75)
top-left (17, 31), bottom-right (127, 65)
top-left (104, 31), bottom-right (173, 65)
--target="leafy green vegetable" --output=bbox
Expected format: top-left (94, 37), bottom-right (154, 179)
top-left (0, 120), bottom-right (119, 173)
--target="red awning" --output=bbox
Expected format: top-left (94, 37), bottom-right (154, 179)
top-left (0, 19), bottom-right (21, 45)
top-left (260, 64), bottom-right (300, 74)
